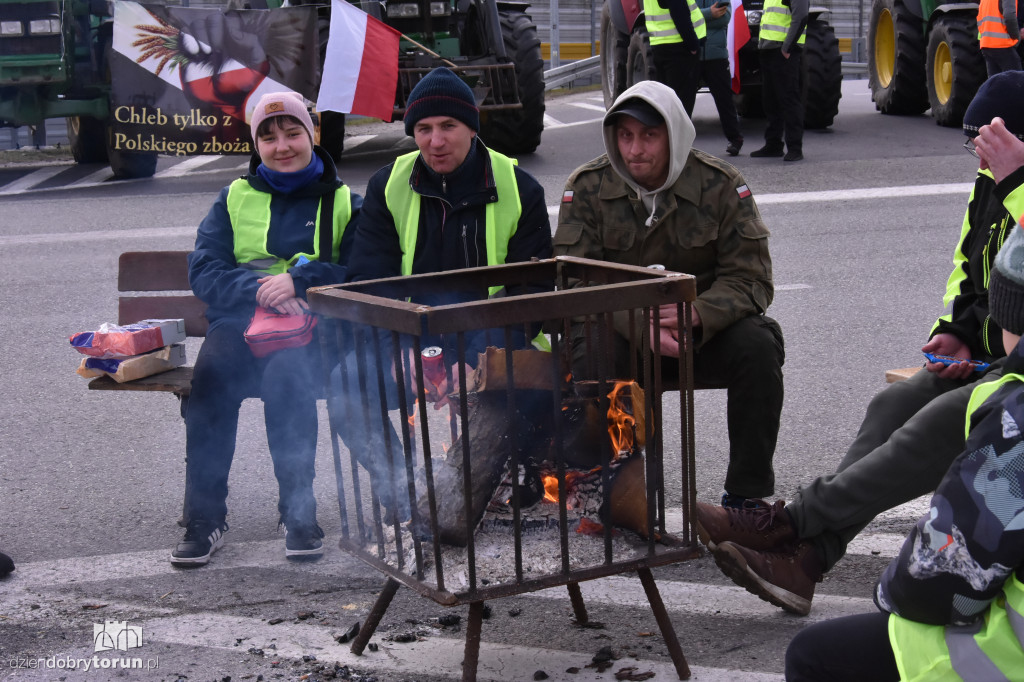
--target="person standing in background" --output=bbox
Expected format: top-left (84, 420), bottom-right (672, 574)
top-left (977, 0), bottom-right (1021, 76)
top-left (749, 0), bottom-right (808, 162)
top-left (697, 0), bottom-right (744, 156)
top-left (645, 0), bottom-right (707, 116)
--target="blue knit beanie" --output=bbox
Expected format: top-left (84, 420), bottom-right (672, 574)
top-left (963, 71), bottom-right (1024, 138)
top-left (404, 68), bottom-right (480, 136)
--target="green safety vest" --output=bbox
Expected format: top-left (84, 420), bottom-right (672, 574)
top-left (889, 371), bottom-right (1024, 681)
top-left (227, 179), bottom-right (352, 273)
top-left (384, 148), bottom-right (521, 295)
top-left (760, 0), bottom-right (805, 45)
top-left (644, 0), bottom-right (706, 46)
top-left (384, 148), bottom-right (551, 351)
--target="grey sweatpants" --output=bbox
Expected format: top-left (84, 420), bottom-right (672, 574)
top-left (788, 359), bottom-right (1005, 571)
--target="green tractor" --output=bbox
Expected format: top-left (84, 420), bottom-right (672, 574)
top-left (0, 0), bottom-right (158, 178)
top-left (868, 0), bottom-right (985, 127)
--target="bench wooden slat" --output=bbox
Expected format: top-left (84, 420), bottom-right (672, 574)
top-left (118, 251), bottom-right (191, 291)
top-left (87, 366), bottom-right (193, 397)
top-left (886, 367), bottom-right (921, 383)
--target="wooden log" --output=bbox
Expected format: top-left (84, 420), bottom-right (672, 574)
top-left (415, 390), bottom-right (552, 546)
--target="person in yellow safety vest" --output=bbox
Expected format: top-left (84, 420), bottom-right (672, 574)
top-left (334, 67), bottom-right (553, 522)
top-left (173, 92), bottom-right (361, 567)
top-left (978, 0), bottom-right (1021, 77)
top-left (782, 222), bottom-right (1024, 682)
top-left (749, 0), bottom-right (808, 162)
top-left (644, 0), bottom-right (707, 116)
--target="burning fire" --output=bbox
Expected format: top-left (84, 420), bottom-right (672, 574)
top-left (542, 467), bottom-right (601, 506)
top-left (607, 381), bottom-right (636, 458)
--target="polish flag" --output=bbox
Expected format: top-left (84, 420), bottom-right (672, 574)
top-left (727, 0), bottom-right (751, 94)
top-left (317, 0), bottom-right (401, 121)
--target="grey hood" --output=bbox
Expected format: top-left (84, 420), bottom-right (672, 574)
top-left (602, 80), bottom-right (696, 224)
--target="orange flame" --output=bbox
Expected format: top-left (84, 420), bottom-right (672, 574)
top-left (542, 468), bottom-right (600, 505)
top-left (607, 381), bottom-right (636, 458)
top-left (408, 399), bottom-right (418, 427)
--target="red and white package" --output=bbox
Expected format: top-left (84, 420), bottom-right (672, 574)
top-left (69, 319), bottom-right (186, 359)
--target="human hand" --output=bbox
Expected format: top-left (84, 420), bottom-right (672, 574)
top-left (921, 333), bottom-right (976, 380)
top-left (973, 117), bottom-right (1024, 184)
top-left (782, 50), bottom-right (791, 59)
top-left (256, 273), bottom-right (298, 310)
top-left (710, 3), bottom-right (728, 18)
top-left (650, 304), bottom-right (701, 358)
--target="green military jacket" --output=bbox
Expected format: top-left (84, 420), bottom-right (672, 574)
top-left (553, 148), bottom-right (773, 347)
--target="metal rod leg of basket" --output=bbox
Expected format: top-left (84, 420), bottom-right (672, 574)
top-left (351, 577), bottom-right (401, 655)
top-left (637, 567), bottom-right (691, 680)
top-left (567, 581), bottom-right (589, 625)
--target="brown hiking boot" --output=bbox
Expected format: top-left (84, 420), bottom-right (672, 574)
top-left (711, 540), bottom-right (823, 616)
top-left (695, 499), bottom-right (795, 551)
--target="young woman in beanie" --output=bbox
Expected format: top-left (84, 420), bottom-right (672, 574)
top-left (171, 91), bottom-right (362, 566)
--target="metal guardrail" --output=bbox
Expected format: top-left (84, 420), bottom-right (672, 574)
top-left (544, 54), bottom-right (867, 91)
top-left (544, 55), bottom-right (600, 90)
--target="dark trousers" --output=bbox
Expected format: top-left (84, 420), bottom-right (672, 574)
top-left (761, 46), bottom-right (804, 152)
top-left (183, 322), bottom-right (322, 527)
top-left (700, 58), bottom-right (743, 143)
top-left (982, 46), bottom-right (1022, 77)
top-left (788, 359), bottom-right (1005, 571)
top-left (329, 341), bottom-right (410, 518)
top-left (653, 44), bottom-right (702, 116)
top-left (571, 315), bottom-right (785, 498)
top-left (785, 612), bottom-right (899, 681)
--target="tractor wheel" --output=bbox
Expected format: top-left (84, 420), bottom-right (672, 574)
top-left (478, 11), bottom-right (545, 155)
top-left (868, 0), bottom-right (928, 115)
top-left (735, 85), bottom-right (764, 119)
top-left (600, 1), bottom-right (629, 108)
top-left (802, 19), bottom-right (842, 129)
top-left (67, 116), bottom-right (109, 164)
top-left (625, 27), bottom-right (654, 88)
top-left (925, 13), bottom-right (985, 127)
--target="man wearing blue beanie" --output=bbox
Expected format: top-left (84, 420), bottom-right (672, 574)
top-left (330, 67), bottom-right (552, 519)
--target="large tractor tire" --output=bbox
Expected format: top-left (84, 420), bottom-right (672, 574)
top-left (802, 18), bottom-right (842, 129)
top-left (868, 0), bottom-right (928, 115)
top-left (478, 11), bottom-right (545, 155)
top-left (67, 116), bottom-right (109, 164)
top-left (625, 27), bottom-right (654, 89)
top-left (925, 12), bottom-right (985, 127)
top-left (735, 85), bottom-right (764, 119)
top-left (600, 1), bottom-right (629, 108)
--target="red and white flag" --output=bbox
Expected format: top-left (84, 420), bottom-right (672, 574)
top-left (726, 0), bottom-right (751, 94)
top-left (317, 0), bottom-right (401, 121)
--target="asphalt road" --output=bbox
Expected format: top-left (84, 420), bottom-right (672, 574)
top-left (0, 79), bottom-right (981, 681)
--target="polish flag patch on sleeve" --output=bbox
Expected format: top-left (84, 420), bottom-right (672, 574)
top-left (736, 184), bottom-right (751, 199)
top-left (562, 190), bottom-right (574, 203)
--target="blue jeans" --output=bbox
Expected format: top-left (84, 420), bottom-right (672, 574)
top-left (183, 321), bottom-right (322, 527)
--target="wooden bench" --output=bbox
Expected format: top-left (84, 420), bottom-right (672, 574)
top-left (86, 251), bottom-right (206, 402)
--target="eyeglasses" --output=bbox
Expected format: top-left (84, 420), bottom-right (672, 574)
top-left (964, 138), bottom-right (979, 158)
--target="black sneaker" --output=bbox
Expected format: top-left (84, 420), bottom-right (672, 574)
top-left (285, 523), bottom-right (325, 560)
top-left (0, 551), bottom-right (14, 578)
top-left (726, 139), bottom-right (743, 156)
top-left (750, 145), bottom-right (784, 158)
top-left (171, 521), bottom-right (228, 567)
top-left (784, 150), bottom-right (804, 162)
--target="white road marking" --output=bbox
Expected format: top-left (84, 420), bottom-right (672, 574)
top-left (569, 102), bottom-right (609, 114)
top-left (544, 113), bottom-right (566, 128)
top-left (754, 183), bottom-right (974, 205)
top-left (0, 165), bottom-right (67, 195)
top-left (343, 134), bottom-right (375, 151)
top-left (65, 166), bottom-right (114, 188)
top-left (154, 155), bottom-right (224, 178)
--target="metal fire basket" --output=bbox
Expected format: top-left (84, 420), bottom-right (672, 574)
top-left (308, 256), bottom-right (700, 681)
